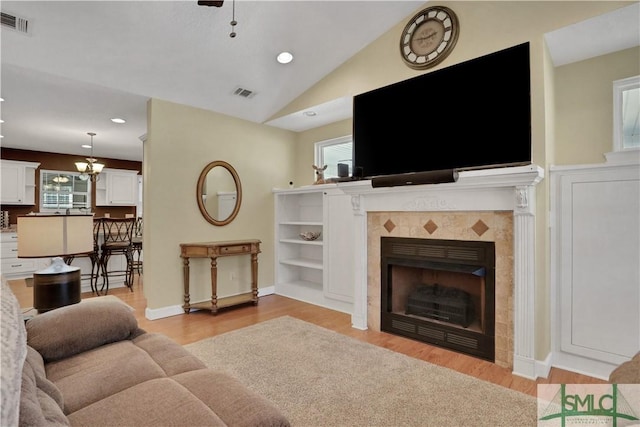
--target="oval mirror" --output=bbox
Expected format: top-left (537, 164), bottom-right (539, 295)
top-left (196, 160), bottom-right (242, 226)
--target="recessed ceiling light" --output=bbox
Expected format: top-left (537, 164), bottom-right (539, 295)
top-left (111, 118), bottom-right (126, 124)
top-left (0, 119), bottom-right (4, 123)
top-left (0, 98), bottom-right (4, 102)
top-left (81, 144), bottom-right (92, 149)
top-left (304, 111), bottom-right (317, 117)
top-left (277, 51), bottom-right (293, 64)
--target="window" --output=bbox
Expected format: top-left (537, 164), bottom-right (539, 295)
top-left (314, 135), bottom-right (353, 179)
top-left (40, 170), bottom-right (91, 212)
top-left (613, 75), bottom-right (640, 151)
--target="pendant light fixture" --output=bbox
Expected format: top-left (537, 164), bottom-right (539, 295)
top-left (197, 0), bottom-right (237, 38)
top-left (75, 132), bottom-right (105, 182)
top-left (229, 0), bottom-right (237, 38)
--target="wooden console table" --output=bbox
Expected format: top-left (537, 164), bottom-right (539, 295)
top-left (180, 239), bottom-right (261, 314)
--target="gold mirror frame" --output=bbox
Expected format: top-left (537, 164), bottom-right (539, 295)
top-left (196, 160), bottom-right (242, 226)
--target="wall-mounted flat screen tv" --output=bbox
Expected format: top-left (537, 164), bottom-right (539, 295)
top-left (353, 42), bottom-right (531, 179)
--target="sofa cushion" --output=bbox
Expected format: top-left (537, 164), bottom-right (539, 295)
top-left (66, 377), bottom-right (228, 427)
top-left (131, 332), bottom-right (207, 375)
top-left (46, 340), bottom-right (168, 414)
top-left (172, 369), bottom-right (291, 427)
top-left (26, 298), bottom-right (140, 362)
top-left (1, 278), bottom-right (28, 427)
top-left (46, 333), bottom-right (210, 414)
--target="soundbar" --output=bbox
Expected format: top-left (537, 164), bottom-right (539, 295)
top-left (330, 176), bottom-right (362, 183)
top-left (371, 169), bottom-right (459, 188)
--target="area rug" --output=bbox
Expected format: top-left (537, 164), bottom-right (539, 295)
top-left (184, 316), bottom-right (536, 426)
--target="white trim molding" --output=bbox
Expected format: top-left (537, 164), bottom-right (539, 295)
top-left (340, 165), bottom-right (544, 378)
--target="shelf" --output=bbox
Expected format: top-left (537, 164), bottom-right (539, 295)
top-left (279, 279), bottom-right (322, 290)
top-left (274, 187), bottom-right (354, 315)
top-left (280, 258), bottom-right (323, 269)
top-left (186, 292), bottom-right (256, 313)
top-left (280, 238), bottom-right (323, 246)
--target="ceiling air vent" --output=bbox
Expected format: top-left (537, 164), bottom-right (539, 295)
top-left (232, 86), bottom-right (256, 99)
top-left (1, 12), bottom-right (30, 34)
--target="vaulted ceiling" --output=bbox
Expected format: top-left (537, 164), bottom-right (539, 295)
top-left (1, 1), bottom-right (638, 162)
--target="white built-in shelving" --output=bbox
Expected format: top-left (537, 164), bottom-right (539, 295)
top-left (273, 185), bottom-right (353, 314)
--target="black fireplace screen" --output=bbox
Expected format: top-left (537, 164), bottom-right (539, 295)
top-left (380, 237), bottom-right (495, 362)
top-left (406, 284), bottom-right (474, 328)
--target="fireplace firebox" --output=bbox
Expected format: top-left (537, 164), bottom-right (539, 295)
top-left (380, 237), bottom-right (495, 361)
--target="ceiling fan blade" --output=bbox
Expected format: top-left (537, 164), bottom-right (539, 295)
top-left (198, 1), bottom-right (224, 6)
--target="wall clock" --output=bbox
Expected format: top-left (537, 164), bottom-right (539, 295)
top-left (399, 6), bottom-right (459, 70)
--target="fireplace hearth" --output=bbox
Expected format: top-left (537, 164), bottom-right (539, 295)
top-left (380, 237), bottom-right (495, 362)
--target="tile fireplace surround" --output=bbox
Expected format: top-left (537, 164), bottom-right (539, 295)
top-left (339, 165), bottom-right (544, 379)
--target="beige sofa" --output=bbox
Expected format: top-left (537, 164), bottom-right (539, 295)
top-left (609, 351), bottom-right (640, 384)
top-left (1, 280), bottom-right (290, 427)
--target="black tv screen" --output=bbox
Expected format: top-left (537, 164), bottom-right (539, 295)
top-left (353, 42), bottom-right (531, 179)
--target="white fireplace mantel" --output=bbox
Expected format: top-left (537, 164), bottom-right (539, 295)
top-left (338, 164), bottom-right (544, 379)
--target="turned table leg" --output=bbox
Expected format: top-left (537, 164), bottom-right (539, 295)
top-left (182, 257), bottom-right (191, 313)
top-left (251, 252), bottom-right (259, 305)
top-left (210, 256), bottom-right (218, 313)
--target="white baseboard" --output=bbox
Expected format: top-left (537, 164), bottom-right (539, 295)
top-left (351, 313), bottom-right (367, 330)
top-left (80, 279), bottom-right (128, 294)
top-left (536, 352), bottom-right (553, 379)
top-left (513, 351), bottom-right (613, 381)
top-left (145, 304), bottom-right (184, 320)
top-left (513, 355), bottom-right (537, 380)
top-left (550, 351), bottom-right (617, 381)
top-left (258, 286), bottom-right (275, 296)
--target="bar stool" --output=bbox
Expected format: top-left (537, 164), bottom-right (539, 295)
top-left (131, 217), bottom-right (143, 277)
top-left (99, 217), bottom-right (135, 294)
top-left (64, 217), bottom-right (103, 294)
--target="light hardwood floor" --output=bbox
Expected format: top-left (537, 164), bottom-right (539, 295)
top-left (9, 276), bottom-right (607, 398)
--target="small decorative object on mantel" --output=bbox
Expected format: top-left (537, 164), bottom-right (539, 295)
top-left (299, 231), bottom-right (321, 241)
top-left (399, 5), bottom-right (459, 70)
top-left (312, 164), bottom-right (327, 185)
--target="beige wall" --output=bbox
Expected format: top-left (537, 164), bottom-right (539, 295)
top-left (144, 99), bottom-right (296, 310)
top-left (555, 47), bottom-right (640, 165)
top-left (143, 1), bottom-right (635, 363)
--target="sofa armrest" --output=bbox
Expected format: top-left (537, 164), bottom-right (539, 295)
top-left (26, 299), bottom-right (140, 362)
top-left (609, 351), bottom-right (640, 384)
top-left (1, 277), bottom-right (27, 427)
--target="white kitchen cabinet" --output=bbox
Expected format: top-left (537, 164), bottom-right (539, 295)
top-left (217, 191), bottom-right (237, 220)
top-left (0, 231), bottom-right (48, 279)
top-left (273, 185), bottom-right (353, 314)
top-left (551, 160), bottom-right (640, 379)
top-left (95, 168), bottom-right (139, 206)
top-left (1, 160), bottom-right (40, 205)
